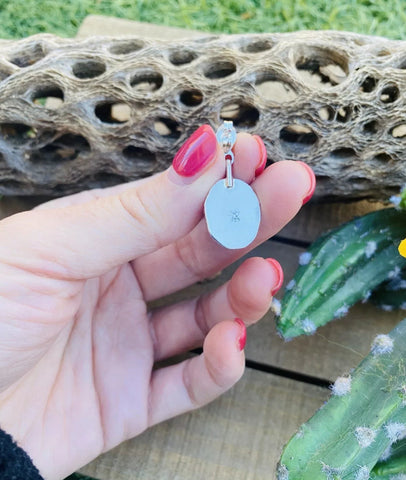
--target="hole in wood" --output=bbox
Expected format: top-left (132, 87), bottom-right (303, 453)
top-left (360, 76), bottom-right (377, 93)
top-left (336, 106), bottom-right (351, 123)
top-left (365, 153), bottom-right (393, 170)
top-left (220, 103), bottom-right (259, 127)
top-left (377, 49), bottom-right (391, 57)
top-left (363, 120), bottom-right (379, 135)
top-left (29, 133), bottom-right (90, 163)
top-left (380, 84), bottom-right (399, 103)
top-left (241, 39), bottom-right (273, 53)
top-left (0, 179), bottom-right (23, 193)
top-left (0, 123), bottom-right (36, 144)
top-left (169, 49), bottom-right (198, 66)
top-left (9, 42), bottom-right (46, 68)
top-left (279, 124), bottom-right (318, 153)
top-left (32, 86), bottom-right (64, 109)
top-left (295, 47), bottom-right (348, 88)
top-left (179, 89), bottom-right (203, 107)
top-left (0, 70), bottom-right (10, 81)
top-left (313, 175), bottom-right (331, 185)
top-left (203, 61), bottom-right (237, 79)
top-left (373, 152), bottom-right (392, 162)
top-left (354, 38), bottom-right (367, 46)
top-left (329, 148), bottom-right (357, 161)
top-left (131, 70), bottom-right (164, 92)
top-left (77, 172), bottom-right (127, 190)
top-left (255, 74), bottom-right (297, 103)
top-left (123, 146), bottom-right (157, 169)
top-left (72, 60), bottom-right (106, 79)
top-left (91, 172), bottom-right (127, 186)
top-left (318, 106), bottom-right (335, 121)
top-left (109, 39), bottom-right (145, 55)
top-left (347, 176), bottom-right (371, 188)
top-left (154, 118), bottom-right (181, 139)
top-left (390, 124), bottom-right (406, 138)
top-left (95, 102), bottom-right (131, 124)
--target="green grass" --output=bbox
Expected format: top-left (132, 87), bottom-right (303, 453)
top-left (0, 0), bottom-right (406, 40)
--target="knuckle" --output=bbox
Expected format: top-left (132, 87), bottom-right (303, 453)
top-left (118, 186), bottom-right (163, 248)
top-left (182, 361), bottom-right (200, 409)
top-left (194, 293), bottom-right (212, 337)
top-left (174, 235), bottom-right (213, 284)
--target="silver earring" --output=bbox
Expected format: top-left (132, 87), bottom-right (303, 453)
top-left (204, 121), bottom-right (261, 249)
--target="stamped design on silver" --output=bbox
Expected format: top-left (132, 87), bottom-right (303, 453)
top-left (204, 121), bottom-right (261, 250)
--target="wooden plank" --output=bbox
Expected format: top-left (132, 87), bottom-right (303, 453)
top-left (79, 368), bottom-right (329, 480)
top-left (278, 199), bottom-right (386, 243)
top-left (77, 15), bottom-right (208, 40)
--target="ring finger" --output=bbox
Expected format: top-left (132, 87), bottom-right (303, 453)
top-left (149, 256), bottom-right (283, 362)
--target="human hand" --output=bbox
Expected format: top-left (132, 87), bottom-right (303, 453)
top-left (0, 125), bottom-right (315, 479)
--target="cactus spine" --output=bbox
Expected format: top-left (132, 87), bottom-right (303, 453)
top-left (277, 319), bottom-right (406, 479)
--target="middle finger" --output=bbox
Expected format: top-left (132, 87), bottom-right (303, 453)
top-left (133, 159), bottom-right (314, 301)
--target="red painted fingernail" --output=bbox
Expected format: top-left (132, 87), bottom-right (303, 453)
top-left (253, 135), bottom-right (267, 177)
top-left (296, 161), bottom-right (316, 205)
top-left (234, 318), bottom-right (246, 351)
top-left (172, 125), bottom-right (217, 177)
top-left (266, 258), bottom-right (284, 296)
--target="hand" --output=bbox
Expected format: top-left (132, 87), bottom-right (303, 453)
top-left (0, 125), bottom-right (314, 479)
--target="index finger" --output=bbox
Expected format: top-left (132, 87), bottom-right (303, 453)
top-left (0, 127), bottom-right (262, 280)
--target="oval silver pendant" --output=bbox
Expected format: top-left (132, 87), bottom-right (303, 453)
top-left (204, 179), bottom-right (261, 249)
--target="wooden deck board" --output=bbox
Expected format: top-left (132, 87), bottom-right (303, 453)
top-left (279, 199), bottom-right (385, 242)
top-left (78, 368), bottom-right (329, 480)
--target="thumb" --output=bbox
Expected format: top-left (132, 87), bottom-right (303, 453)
top-left (0, 125), bottom-right (227, 279)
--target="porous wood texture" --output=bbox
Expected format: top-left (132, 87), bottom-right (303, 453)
top-left (0, 30), bottom-right (405, 199)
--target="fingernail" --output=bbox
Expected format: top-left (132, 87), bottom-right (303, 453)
top-left (296, 161), bottom-right (316, 205)
top-left (266, 258), bottom-right (284, 296)
top-left (253, 135), bottom-right (267, 177)
top-left (172, 125), bottom-right (217, 177)
top-left (234, 318), bottom-right (246, 351)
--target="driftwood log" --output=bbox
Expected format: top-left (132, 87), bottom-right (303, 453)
top-left (0, 31), bottom-right (405, 200)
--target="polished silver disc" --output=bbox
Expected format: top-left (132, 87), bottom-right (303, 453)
top-left (204, 179), bottom-right (261, 249)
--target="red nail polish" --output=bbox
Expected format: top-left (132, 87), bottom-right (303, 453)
top-left (253, 135), bottom-right (267, 177)
top-left (234, 318), bottom-right (246, 351)
top-left (172, 125), bottom-right (217, 177)
top-left (296, 161), bottom-right (316, 205)
top-left (266, 258), bottom-right (284, 296)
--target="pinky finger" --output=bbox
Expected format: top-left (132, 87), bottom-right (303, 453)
top-left (148, 319), bottom-right (246, 427)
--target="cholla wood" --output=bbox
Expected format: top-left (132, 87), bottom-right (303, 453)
top-left (0, 31), bottom-right (405, 199)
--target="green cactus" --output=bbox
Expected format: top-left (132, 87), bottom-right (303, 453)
top-left (277, 318), bottom-right (406, 480)
top-left (276, 208), bottom-right (406, 340)
top-left (371, 437), bottom-right (406, 477)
